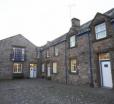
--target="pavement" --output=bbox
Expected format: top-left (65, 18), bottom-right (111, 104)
top-left (0, 79), bottom-right (114, 104)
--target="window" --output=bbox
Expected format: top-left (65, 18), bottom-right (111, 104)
top-left (37, 51), bottom-right (40, 59)
top-left (95, 22), bottom-right (106, 40)
top-left (70, 59), bottom-right (77, 73)
top-left (99, 53), bottom-right (110, 61)
top-left (53, 62), bottom-right (57, 74)
top-left (70, 35), bottom-right (76, 48)
top-left (46, 50), bottom-right (50, 58)
top-left (54, 47), bottom-right (59, 56)
top-left (13, 63), bottom-right (22, 73)
top-left (12, 47), bottom-right (25, 61)
top-left (42, 64), bottom-right (45, 72)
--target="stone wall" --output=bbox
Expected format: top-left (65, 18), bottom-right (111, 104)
top-left (0, 35), bottom-right (37, 79)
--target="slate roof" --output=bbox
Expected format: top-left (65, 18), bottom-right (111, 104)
top-left (104, 8), bottom-right (114, 18)
top-left (40, 8), bottom-right (114, 50)
top-left (0, 34), bottom-right (37, 47)
top-left (41, 34), bottom-right (67, 50)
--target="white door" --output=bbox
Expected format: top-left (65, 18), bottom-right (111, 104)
top-left (30, 64), bottom-right (37, 78)
top-left (30, 67), bottom-right (34, 78)
top-left (47, 64), bottom-right (51, 77)
top-left (100, 61), bottom-right (113, 88)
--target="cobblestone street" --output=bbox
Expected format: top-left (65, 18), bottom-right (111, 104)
top-left (0, 79), bottom-right (114, 104)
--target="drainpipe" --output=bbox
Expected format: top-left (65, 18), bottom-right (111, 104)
top-left (65, 36), bottom-right (68, 84)
top-left (88, 31), bottom-right (94, 87)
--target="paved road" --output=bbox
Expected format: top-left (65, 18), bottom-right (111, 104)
top-left (0, 79), bottom-right (114, 104)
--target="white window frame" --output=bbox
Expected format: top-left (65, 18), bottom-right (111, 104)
top-left (13, 63), bottom-right (22, 73)
top-left (53, 62), bottom-right (57, 74)
top-left (54, 47), bottom-right (59, 56)
top-left (70, 35), bottom-right (76, 48)
top-left (13, 47), bottom-right (25, 61)
top-left (21, 48), bottom-right (25, 61)
top-left (42, 64), bottom-right (45, 72)
top-left (95, 22), bottom-right (107, 40)
top-left (70, 59), bottom-right (77, 73)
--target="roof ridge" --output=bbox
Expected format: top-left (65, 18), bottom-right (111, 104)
top-left (0, 34), bottom-right (22, 41)
top-left (104, 8), bottom-right (114, 15)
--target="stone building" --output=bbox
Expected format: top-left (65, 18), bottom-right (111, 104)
top-left (0, 8), bottom-right (114, 89)
top-left (38, 8), bottom-right (114, 89)
top-left (0, 34), bottom-right (37, 79)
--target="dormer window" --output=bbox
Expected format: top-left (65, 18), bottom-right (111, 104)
top-left (70, 35), bottom-right (76, 48)
top-left (95, 22), bottom-right (106, 40)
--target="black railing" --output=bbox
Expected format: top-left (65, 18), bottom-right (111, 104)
top-left (10, 53), bottom-right (26, 62)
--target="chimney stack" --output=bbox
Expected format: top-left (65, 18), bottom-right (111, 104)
top-left (71, 18), bottom-right (80, 28)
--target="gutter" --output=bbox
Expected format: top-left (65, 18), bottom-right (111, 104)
top-left (88, 31), bottom-right (94, 87)
top-left (64, 36), bottom-right (68, 84)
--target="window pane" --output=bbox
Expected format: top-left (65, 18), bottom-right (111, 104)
top-left (95, 23), bottom-right (106, 40)
top-left (12, 47), bottom-right (25, 61)
top-left (13, 63), bottom-right (17, 72)
top-left (53, 62), bottom-right (57, 73)
top-left (99, 53), bottom-right (110, 60)
top-left (47, 50), bottom-right (49, 57)
top-left (55, 47), bottom-right (59, 56)
top-left (70, 35), bottom-right (75, 47)
top-left (13, 63), bottom-right (22, 73)
top-left (18, 64), bottom-right (22, 72)
top-left (42, 64), bottom-right (45, 72)
top-left (37, 52), bottom-right (40, 58)
top-left (96, 31), bottom-right (106, 39)
top-left (71, 59), bottom-right (77, 73)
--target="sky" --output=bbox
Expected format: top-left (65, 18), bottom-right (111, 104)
top-left (0, 0), bottom-right (114, 46)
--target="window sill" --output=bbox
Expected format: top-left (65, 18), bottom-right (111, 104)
top-left (13, 72), bottom-right (23, 74)
top-left (52, 73), bottom-right (58, 75)
top-left (69, 70), bottom-right (78, 75)
top-left (92, 35), bottom-right (112, 43)
top-left (53, 55), bottom-right (59, 57)
top-left (69, 45), bottom-right (77, 49)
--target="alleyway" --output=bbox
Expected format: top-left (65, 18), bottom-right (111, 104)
top-left (0, 79), bottom-right (113, 104)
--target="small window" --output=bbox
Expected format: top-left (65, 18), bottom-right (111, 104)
top-left (70, 35), bottom-right (76, 48)
top-left (46, 50), bottom-right (50, 58)
top-left (42, 64), bottom-right (45, 72)
top-left (99, 53), bottom-right (110, 61)
top-left (53, 62), bottom-right (57, 74)
top-left (37, 51), bottom-right (40, 59)
top-left (13, 63), bottom-right (22, 73)
top-left (54, 47), bottom-right (59, 56)
top-left (70, 59), bottom-right (77, 73)
top-left (95, 22), bottom-right (106, 40)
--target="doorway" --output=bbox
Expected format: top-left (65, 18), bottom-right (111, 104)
top-left (99, 53), bottom-right (113, 88)
top-left (30, 64), bottom-right (37, 78)
top-left (47, 63), bottom-right (51, 77)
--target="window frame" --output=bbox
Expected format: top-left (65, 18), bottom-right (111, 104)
top-left (37, 51), bottom-right (40, 59)
top-left (54, 47), bottom-right (59, 56)
top-left (12, 47), bottom-right (25, 61)
top-left (46, 50), bottom-right (50, 58)
top-left (52, 62), bottom-right (58, 74)
top-left (13, 63), bottom-right (22, 73)
top-left (69, 35), bottom-right (76, 48)
top-left (95, 22), bottom-right (107, 40)
top-left (42, 64), bottom-right (45, 73)
top-left (70, 58), bottom-right (77, 73)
